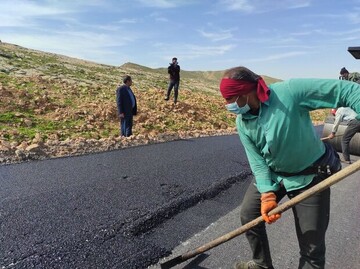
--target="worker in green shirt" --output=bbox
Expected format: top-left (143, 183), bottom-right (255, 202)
top-left (219, 66), bottom-right (360, 269)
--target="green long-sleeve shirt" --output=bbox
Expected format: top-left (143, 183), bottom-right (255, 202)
top-left (236, 78), bottom-right (360, 193)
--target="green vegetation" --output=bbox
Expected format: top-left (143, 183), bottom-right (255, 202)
top-left (0, 42), bottom-right (328, 146)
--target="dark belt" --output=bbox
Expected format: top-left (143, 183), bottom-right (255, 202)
top-left (274, 165), bottom-right (329, 177)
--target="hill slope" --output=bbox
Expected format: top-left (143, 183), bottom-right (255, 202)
top-left (0, 42), bottom-right (325, 163)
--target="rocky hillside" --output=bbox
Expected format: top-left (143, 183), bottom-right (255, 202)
top-left (0, 42), bottom-right (326, 164)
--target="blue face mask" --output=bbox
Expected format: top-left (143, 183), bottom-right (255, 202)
top-left (225, 95), bottom-right (250, 115)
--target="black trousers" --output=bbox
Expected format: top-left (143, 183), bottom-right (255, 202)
top-left (240, 177), bottom-right (330, 269)
top-left (166, 80), bottom-right (179, 102)
top-left (120, 116), bottom-right (133, 137)
top-left (341, 119), bottom-right (360, 161)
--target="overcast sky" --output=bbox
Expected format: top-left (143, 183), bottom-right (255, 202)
top-left (1, 0), bottom-right (360, 80)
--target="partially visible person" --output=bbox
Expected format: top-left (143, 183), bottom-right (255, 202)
top-left (165, 57), bottom-right (180, 104)
top-left (339, 67), bottom-right (360, 83)
top-left (116, 75), bottom-right (137, 137)
top-left (327, 107), bottom-right (360, 164)
top-left (219, 66), bottom-right (360, 269)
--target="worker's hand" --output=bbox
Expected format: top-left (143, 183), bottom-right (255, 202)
top-left (327, 133), bottom-right (335, 139)
top-left (119, 113), bottom-right (125, 118)
top-left (261, 192), bottom-right (281, 224)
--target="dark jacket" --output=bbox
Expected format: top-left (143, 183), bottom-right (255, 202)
top-left (168, 64), bottom-right (180, 81)
top-left (116, 84), bottom-right (137, 117)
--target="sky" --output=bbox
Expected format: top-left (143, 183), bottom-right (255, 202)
top-left (1, 0), bottom-right (360, 80)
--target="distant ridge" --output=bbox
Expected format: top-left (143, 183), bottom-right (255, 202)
top-left (120, 62), bottom-right (281, 86)
top-left (0, 41), bottom-right (327, 164)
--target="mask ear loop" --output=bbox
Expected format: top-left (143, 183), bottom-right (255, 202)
top-left (240, 94), bottom-right (249, 107)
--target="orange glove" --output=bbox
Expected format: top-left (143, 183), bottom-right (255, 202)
top-left (261, 192), bottom-right (281, 224)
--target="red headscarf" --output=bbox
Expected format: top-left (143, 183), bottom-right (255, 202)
top-left (219, 77), bottom-right (270, 102)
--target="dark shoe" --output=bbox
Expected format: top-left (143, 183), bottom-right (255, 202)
top-left (164, 97), bottom-right (169, 101)
top-left (233, 260), bottom-right (263, 269)
top-left (340, 156), bottom-right (351, 164)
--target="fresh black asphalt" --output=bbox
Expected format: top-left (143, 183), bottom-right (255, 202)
top-left (1, 134), bottom-right (254, 269)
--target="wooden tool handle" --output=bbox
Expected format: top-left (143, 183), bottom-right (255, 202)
top-left (181, 160), bottom-right (360, 261)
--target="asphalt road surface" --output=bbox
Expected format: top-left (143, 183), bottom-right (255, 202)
top-left (1, 127), bottom-right (359, 269)
top-left (1, 134), bottom-right (253, 269)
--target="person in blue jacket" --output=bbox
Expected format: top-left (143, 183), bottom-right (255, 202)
top-left (116, 75), bottom-right (137, 137)
top-left (219, 66), bottom-right (360, 269)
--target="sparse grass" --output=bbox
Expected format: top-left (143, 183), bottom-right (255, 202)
top-left (0, 42), bottom-right (330, 146)
top-left (0, 112), bottom-right (22, 123)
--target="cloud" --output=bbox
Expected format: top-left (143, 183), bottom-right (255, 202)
top-left (295, 27), bottom-right (360, 38)
top-left (290, 31), bottom-right (314, 36)
top-left (346, 12), bottom-right (360, 24)
top-left (1, 29), bottom-right (137, 65)
top-left (155, 17), bottom-right (169, 22)
top-left (0, 0), bottom-right (73, 27)
top-left (219, 0), bottom-right (311, 13)
top-left (308, 10), bottom-right (360, 25)
top-left (198, 29), bottom-right (234, 42)
top-left (220, 0), bottom-right (253, 12)
top-left (0, 14), bottom-right (30, 27)
top-left (0, 0), bottom-right (113, 30)
top-left (268, 44), bottom-right (314, 49)
top-left (286, 1), bottom-right (311, 9)
top-left (245, 51), bottom-right (308, 63)
top-left (185, 44), bottom-right (235, 56)
top-left (0, 0), bottom-right (72, 17)
top-left (116, 18), bottom-right (139, 24)
top-left (150, 41), bottom-right (236, 64)
top-left (149, 12), bottom-right (169, 22)
top-left (134, 0), bottom-right (196, 8)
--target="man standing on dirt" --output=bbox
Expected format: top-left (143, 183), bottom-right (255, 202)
top-left (165, 57), bottom-right (180, 104)
top-left (219, 66), bottom-right (360, 269)
top-left (116, 75), bottom-right (137, 137)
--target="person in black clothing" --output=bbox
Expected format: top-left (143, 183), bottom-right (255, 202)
top-left (116, 75), bottom-right (137, 137)
top-left (165, 57), bottom-right (180, 104)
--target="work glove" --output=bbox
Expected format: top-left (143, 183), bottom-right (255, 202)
top-left (260, 192), bottom-right (281, 224)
